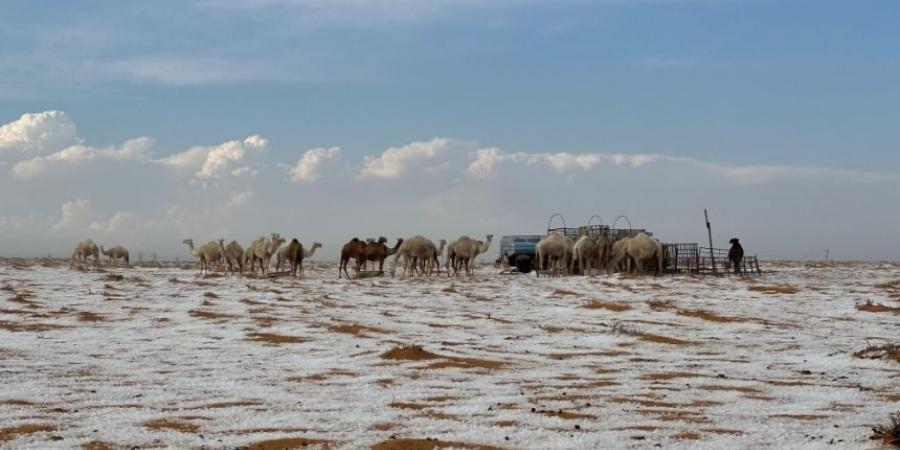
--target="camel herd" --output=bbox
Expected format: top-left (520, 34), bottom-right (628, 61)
top-left (532, 231), bottom-right (664, 277)
top-left (69, 230), bottom-right (663, 278)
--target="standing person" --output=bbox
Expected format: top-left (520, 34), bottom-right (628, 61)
top-left (728, 238), bottom-right (744, 274)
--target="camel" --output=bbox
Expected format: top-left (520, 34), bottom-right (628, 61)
top-left (391, 236), bottom-right (443, 277)
top-left (217, 240), bottom-right (244, 276)
top-left (595, 234), bottom-right (612, 273)
top-left (339, 238), bottom-right (368, 279)
top-left (607, 237), bottom-right (632, 273)
top-left (276, 241), bottom-right (321, 272)
top-left (446, 234), bottom-right (493, 276)
top-left (71, 239), bottom-right (101, 269)
top-left (573, 235), bottom-right (598, 275)
top-left (363, 237), bottom-right (403, 273)
top-left (245, 233), bottom-right (283, 276)
top-left (182, 238), bottom-right (223, 275)
top-left (281, 239), bottom-right (302, 278)
top-left (607, 233), bottom-right (663, 275)
top-left (535, 232), bottom-right (573, 277)
top-left (362, 237), bottom-right (388, 270)
top-left (100, 245), bottom-right (130, 267)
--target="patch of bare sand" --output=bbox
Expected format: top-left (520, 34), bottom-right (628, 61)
top-left (642, 372), bottom-right (710, 381)
top-left (636, 333), bottom-right (694, 346)
top-left (583, 301), bottom-right (632, 312)
top-left (327, 322), bottom-right (392, 336)
top-left (381, 345), bottom-right (507, 370)
top-left (77, 311), bottom-right (107, 322)
top-left (768, 414), bottom-right (829, 420)
top-left (857, 301), bottom-right (900, 315)
top-left (698, 385), bottom-right (762, 394)
top-left (0, 321), bottom-right (65, 332)
top-left (748, 284), bottom-right (800, 294)
top-left (188, 310), bottom-right (237, 320)
top-left (245, 437), bottom-right (333, 449)
top-left (551, 349), bottom-right (627, 360)
top-left (82, 441), bottom-right (117, 450)
top-left (246, 332), bottom-right (310, 344)
top-left (370, 438), bottom-right (506, 450)
top-left (0, 423), bottom-right (55, 443)
top-left (144, 418), bottom-right (200, 433)
top-left (676, 309), bottom-right (742, 323)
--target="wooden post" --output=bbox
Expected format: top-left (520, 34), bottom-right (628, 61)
top-left (705, 209), bottom-right (717, 275)
top-left (825, 249), bottom-right (829, 265)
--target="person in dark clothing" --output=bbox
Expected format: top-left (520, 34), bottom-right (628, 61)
top-left (728, 238), bottom-right (744, 274)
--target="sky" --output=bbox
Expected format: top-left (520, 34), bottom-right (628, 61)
top-left (1, 0), bottom-right (898, 261)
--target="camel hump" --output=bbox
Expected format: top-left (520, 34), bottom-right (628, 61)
top-left (351, 237), bottom-right (360, 242)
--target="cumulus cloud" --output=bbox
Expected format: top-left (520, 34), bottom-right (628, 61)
top-left (466, 149), bottom-right (658, 178)
top-left (0, 110), bottom-right (79, 154)
top-left (164, 135), bottom-right (268, 183)
top-left (358, 138), bottom-right (471, 180)
top-left (12, 137), bottom-right (155, 178)
top-left (52, 199), bottom-right (92, 231)
top-left (290, 146), bottom-right (341, 183)
top-left (90, 211), bottom-right (133, 233)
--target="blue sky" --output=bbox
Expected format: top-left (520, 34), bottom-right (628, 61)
top-left (1, 0), bottom-right (898, 259)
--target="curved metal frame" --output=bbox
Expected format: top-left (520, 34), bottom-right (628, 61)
top-left (587, 215), bottom-right (605, 227)
top-left (546, 213), bottom-right (566, 232)
top-left (612, 215), bottom-right (632, 230)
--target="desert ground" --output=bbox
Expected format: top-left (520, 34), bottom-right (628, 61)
top-left (1, 259), bottom-right (898, 449)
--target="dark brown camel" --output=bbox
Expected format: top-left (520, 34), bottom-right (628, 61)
top-left (364, 237), bottom-right (403, 272)
top-left (339, 238), bottom-right (367, 278)
top-left (284, 239), bottom-right (305, 278)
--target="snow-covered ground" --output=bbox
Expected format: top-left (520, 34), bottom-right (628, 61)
top-left (1, 260), bottom-right (898, 449)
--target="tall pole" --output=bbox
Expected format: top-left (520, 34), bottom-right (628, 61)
top-left (705, 209), bottom-right (717, 275)
top-left (825, 249), bottom-right (829, 265)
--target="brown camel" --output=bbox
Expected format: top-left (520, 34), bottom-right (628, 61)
top-left (364, 237), bottom-right (403, 272)
top-left (339, 238), bottom-right (367, 278)
top-left (283, 239), bottom-right (305, 278)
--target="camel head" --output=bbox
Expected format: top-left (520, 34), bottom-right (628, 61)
top-left (182, 238), bottom-right (194, 246)
top-left (311, 242), bottom-right (322, 250)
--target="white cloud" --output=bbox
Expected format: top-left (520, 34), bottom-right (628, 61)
top-left (0, 111), bottom-right (79, 154)
top-left (90, 211), bottom-right (133, 233)
top-left (52, 199), bottom-right (92, 231)
top-left (466, 149), bottom-right (659, 178)
top-left (223, 190), bottom-right (254, 210)
top-left (160, 135), bottom-right (268, 183)
top-left (359, 137), bottom-right (469, 180)
top-left (290, 146), bottom-right (341, 183)
top-left (11, 137), bottom-right (156, 179)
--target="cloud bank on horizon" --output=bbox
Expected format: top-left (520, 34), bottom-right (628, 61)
top-left (0, 110), bottom-right (897, 261)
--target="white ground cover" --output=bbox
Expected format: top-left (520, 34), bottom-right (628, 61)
top-left (0, 260), bottom-right (898, 449)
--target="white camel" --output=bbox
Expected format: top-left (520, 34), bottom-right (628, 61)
top-left (71, 239), bottom-right (101, 270)
top-left (573, 235), bottom-right (598, 275)
top-left (535, 232), bottom-right (573, 277)
top-left (100, 244), bottom-right (130, 267)
top-left (607, 233), bottom-right (663, 275)
top-left (217, 240), bottom-right (244, 276)
top-left (182, 238), bottom-right (222, 275)
top-left (245, 233), bottom-right (284, 276)
top-left (446, 234), bottom-right (493, 276)
top-left (391, 236), bottom-right (442, 277)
